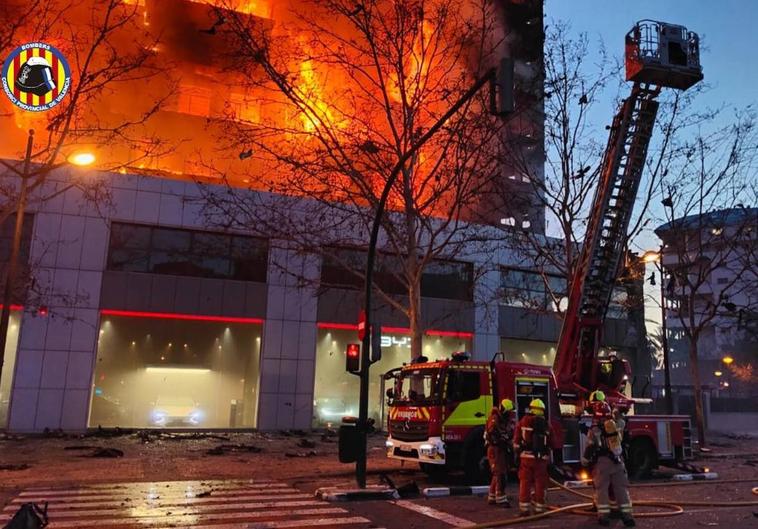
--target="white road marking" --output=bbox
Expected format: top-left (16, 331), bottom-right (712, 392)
top-left (2, 480), bottom-right (374, 529)
top-left (391, 499), bottom-right (475, 527)
top-left (10, 492), bottom-right (309, 506)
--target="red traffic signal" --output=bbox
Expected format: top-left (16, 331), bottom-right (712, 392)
top-left (346, 343), bottom-right (360, 373)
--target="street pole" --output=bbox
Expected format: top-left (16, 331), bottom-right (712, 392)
top-left (658, 255), bottom-right (673, 415)
top-left (355, 69), bottom-right (500, 488)
top-left (0, 130), bottom-right (34, 401)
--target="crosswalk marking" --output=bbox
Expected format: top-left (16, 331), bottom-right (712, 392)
top-left (392, 500), bottom-right (475, 527)
top-left (0, 479), bottom-right (373, 529)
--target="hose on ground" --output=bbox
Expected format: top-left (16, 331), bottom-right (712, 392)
top-left (459, 479), bottom-right (758, 529)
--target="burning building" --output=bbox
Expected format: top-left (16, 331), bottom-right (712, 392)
top-left (0, 0), bottom-right (634, 432)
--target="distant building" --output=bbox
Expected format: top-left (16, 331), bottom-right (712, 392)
top-left (655, 207), bottom-right (758, 432)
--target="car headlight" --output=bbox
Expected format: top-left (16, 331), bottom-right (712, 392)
top-left (151, 411), bottom-right (167, 424)
top-left (385, 440), bottom-right (394, 448)
top-left (188, 410), bottom-right (204, 425)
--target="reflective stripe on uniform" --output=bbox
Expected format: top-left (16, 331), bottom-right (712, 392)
top-left (597, 504), bottom-right (611, 514)
top-left (533, 502), bottom-right (546, 513)
top-left (519, 502), bottom-right (531, 512)
top-left (496, 495), bottom-right (508, 504)
top-left (620, 503), bottom-right (633, 513)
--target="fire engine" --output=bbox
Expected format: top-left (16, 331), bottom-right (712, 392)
top-left (384, 20), bottom-right (704, 481)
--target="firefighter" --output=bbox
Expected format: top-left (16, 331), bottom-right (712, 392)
top-left (485, 398), bottom-right (516, 506)
top-left (513, 398), bottom-right (552, 516)
top-left (582, 392), bottom-right (636, 527)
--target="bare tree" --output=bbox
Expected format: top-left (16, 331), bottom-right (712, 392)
top-left (196, 0), bottom-right (525, 357)
top-left (655, 108), bottom-right (758, 446)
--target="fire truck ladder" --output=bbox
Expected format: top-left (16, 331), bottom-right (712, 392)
top-left (554, 83), bottom-right (660, 395)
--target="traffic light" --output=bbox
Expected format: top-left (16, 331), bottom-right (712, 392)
top-left (346, 343), bottom-right (360, 373)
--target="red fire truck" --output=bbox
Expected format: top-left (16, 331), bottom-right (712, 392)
top-left (384, 20), bottom-right (704, 481)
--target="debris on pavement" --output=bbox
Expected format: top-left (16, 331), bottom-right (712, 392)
top-left (2, 502), bottom-right (48, 529)
top-left (79, 447), bottom-right (124, 458)
top-left (297, 438), bottom-right (317, 449)
top-left (0, 463), bottom-right (31, 471)
top-left (195, 490), bottom-right (213, 498)
top-left (285, 450), bottom-right (317, 458)
top-left (205, 444), bottom-right (263, 456)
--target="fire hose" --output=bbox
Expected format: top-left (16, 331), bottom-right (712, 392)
top-left (460, 479), bottom-right (758, 528)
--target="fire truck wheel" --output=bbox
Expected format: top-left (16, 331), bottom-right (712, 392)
top-left (463, 428), bottom-right (489, 485)
top-left (627, 437), bottom-right (657, 478)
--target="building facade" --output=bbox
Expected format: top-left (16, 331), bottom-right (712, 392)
top-left (0, 167), bottom-right (644, 432)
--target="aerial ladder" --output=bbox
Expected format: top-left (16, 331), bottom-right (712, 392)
top-left (553, 20), bottom-right (704, 411)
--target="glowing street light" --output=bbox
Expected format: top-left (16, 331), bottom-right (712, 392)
top-left (714, 370), bottom-right (723, 377)
top-left (67, 151), bottom-right (96, 166)
top-left (642, 250), bottom-right (661, 263)
top-left (722, 356), bottom-right (734, 365)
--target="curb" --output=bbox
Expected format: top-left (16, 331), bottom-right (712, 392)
top-left (422, 486), bottom-right (490, 497)
top-left (671, 472), bottom-right (719, 481)
top-left (316, 487), bottom-right (399, 502)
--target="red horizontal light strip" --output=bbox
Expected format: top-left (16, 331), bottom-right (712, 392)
top-left (0, 305), bottom-right (24, 311)
top-left (317, 322), bottom-right (473, 339)
top-left (100, 309), bottom-right (264, 324)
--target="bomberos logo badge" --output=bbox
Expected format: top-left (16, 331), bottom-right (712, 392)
top-left (2, 42), bottom-right (71, 112)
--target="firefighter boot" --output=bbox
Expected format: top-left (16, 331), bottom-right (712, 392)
top-left (622, 514), bottom-right (636, 527)
top-left (487, 493), bottom-right (495, 505)
top-left (597, 515), bottom-right (611, 527)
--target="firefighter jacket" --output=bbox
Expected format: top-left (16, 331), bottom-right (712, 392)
top-left (485, 409), bottom-right (515, 449)
top-left (513, 414), bottom-right (555, 460)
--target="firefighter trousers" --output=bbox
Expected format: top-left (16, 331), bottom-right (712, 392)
top-left (517, 456), bottom-right (548, 513)
top-left (487, 445), bottom-right (509, 503)
top-left (592, 456), bottom-right (632, 517)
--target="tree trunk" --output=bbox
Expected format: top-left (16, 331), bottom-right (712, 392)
top-left (687, 338), bottom-right (707, 448)
top-left (408, 276), bottom-right (423, 360)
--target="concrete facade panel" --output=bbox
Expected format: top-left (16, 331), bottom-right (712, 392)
top-left (7, 388), bottom-right (39, 431)
top-left (34, 388), bottom-right (64, 430)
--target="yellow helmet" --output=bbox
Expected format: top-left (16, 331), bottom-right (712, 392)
top-left (589, 390), bottom-right (606, 402)
top-left (500, 398), bottom-right (514, 412)
top-left (529, 398), bottom-right (546, 415)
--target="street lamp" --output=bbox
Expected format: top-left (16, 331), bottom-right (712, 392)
top-left (642, 247), bottom-right (673, 414)
top-left (0, 131), bottom-right (96, 400)
top-left (722, 356), bottom-right (734, 365)
top-left (67, 152), bottom-right (96, 167)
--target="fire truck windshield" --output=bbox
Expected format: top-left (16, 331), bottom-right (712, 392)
top-left (393, 368), bottom-right (443, 405)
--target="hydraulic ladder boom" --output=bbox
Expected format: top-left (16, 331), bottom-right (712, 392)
top-left (553, 83), bottom-right (660, 396)
top-left (552, 20), bottom-right (703, 403)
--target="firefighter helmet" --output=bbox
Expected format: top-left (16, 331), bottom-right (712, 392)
top-left (591, 400), bottom-right (612, 422)
top-left (500, 398), bottom-right (514, 412)
top-left (15, 56), bottom-right (56, 97)
top-left (589, 390), bottom-right (606, 402)
top-left (529, 398), bottom-right (546, 416)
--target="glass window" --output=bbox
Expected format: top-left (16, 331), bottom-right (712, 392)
top-left (313, 328), bottom-right (472, 427)
top-left (89, 315), bottom-right (262, 428)
top-left (501, 267), bottom-right (566, 311)
top-left (107, 223), bottom-right (268, 282)
top-left (421, 260), bottom-right (473, 301)
top-left (500, 338), bottom-right (556, 366)
top-left (320, 247), bottom-right (473, 301)
top-left (446, 370), bottom-right (481, 402)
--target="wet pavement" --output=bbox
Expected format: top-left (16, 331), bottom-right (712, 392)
top-left (1, 431), bottom-right (756, 528)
